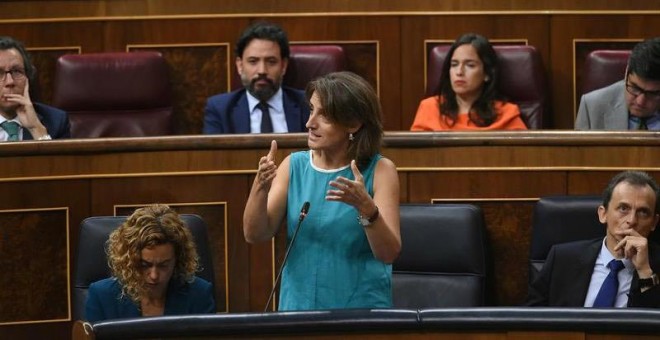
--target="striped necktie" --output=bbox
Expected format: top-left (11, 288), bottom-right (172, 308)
top-left (1, 121), bottom-right (20, 141)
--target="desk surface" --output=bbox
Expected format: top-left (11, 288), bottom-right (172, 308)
top-left (2, 131), bottom-right (659, 339)
top-left (74, 307), bottom-right (660, 339)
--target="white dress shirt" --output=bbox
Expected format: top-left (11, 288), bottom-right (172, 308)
top-left (246, 88), bottom-right (288, 133)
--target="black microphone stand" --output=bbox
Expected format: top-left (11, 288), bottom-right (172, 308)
top-left (264, 202), bottom-right (310, 312)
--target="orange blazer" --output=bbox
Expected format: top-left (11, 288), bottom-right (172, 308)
top-left (410, 96), bottom-right (528, 131)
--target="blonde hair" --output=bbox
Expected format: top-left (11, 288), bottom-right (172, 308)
top-left (106, 204), bottom-right (199, 304)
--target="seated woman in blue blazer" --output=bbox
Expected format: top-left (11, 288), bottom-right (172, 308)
top-left (85, 204), bottom-right (215, 322)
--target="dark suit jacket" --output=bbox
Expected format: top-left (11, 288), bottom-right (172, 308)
top-left (526, 238), bottom-right (660, 308)
top-left (22, 102), bottom-right (71, 140)
top-left (203, 87), bottom-right (309, 134)
top-left (85, 276), bottom-right (216, 323)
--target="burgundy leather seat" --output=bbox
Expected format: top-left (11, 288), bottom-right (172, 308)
top-left (426, 45), bottom-right (547, 129)
top-left (581, 50), bottom-right (630, 96)
top-left (231, 44), bottom-right (347, 91)
top-left (53, 52), bottom-right (173, 138)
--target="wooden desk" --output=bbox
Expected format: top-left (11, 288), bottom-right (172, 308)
top-left (1, 131), bottom-right (659, 338)
top-left (72, 308), bottom-right (660, 339)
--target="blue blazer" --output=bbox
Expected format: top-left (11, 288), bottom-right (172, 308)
top-left (23, 102), bottom-right (71, 140)
top-left (203, 87), bottom-right (309, 134)
top-left (85, 276), bottom-right (216, 323)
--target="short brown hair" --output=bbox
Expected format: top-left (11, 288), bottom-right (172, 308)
top-left (305, 71), bottom-right (383, 169)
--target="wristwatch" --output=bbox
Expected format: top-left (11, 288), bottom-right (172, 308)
top-left (639, 273), bottom-right (659, 289)
top-left (357, 207), bottom-right (379, 227)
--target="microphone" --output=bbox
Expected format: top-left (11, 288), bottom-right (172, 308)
top-left (264, 201), bottom-right (310, 312)
top-left (298, 201), bottom-right (310, 222)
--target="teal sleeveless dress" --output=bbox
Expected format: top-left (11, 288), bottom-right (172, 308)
top-left (279, 150), bottom-right (392, 310)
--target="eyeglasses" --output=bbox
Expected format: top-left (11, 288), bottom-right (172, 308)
top-left (625, 80), bottom-right (660, 101)
top-left (0, 69), bottom-right (26, 82)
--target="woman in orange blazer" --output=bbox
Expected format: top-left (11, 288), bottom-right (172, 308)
top-left (411, 33), bottom-right (527, 131)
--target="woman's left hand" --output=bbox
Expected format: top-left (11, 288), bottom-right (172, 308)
top-left (326, 160), bottom-right (376, 215)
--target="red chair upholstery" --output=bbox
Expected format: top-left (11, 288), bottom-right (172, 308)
top-left (426, 45), bottom-right (547, 129)
top-left (231, 44), bottom-right (347, 91)
top-left (581, 50), bottom-right (630, 96)
top-left (53, 52), bottom-right (173, 138)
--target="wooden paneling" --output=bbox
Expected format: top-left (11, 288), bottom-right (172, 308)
top-left (549, 14), bottom-right (660, 128)
top-left (407, 171), bottom-right (565, 201)
top-left (0, 21), bottom-right (104, 52)
top-left (1, 0), bottom-right (660, 20)
top-left (279, 16), bottom-right (399, 130)
top-left (1, 132), bottom-right (659, 338)
top-left (115, 202), bottom-right (229, 312)
top-left (28, 47), bottom-right (80, 104)
top-left (0, 179), bottom-right (90, 340)
top-left (129, 44), bottom-right (230, 135)
top-left (91, 175), bottom-right (248, 312)
top-left (572, 40), bottom-right (638, 118)
top-left (0, 208), bottom-right (69, 324)
top-left (565, 171), bottom-right (660, 196)
top-left (0, 12), bottom-right (659, 129)
top-left (400, 15), bottom-right (550, 130)
top-left (413, 171), bottom-right (565, 305)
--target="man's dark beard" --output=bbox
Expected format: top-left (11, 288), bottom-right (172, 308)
top-left (245, 74), bottom-right (280, 102)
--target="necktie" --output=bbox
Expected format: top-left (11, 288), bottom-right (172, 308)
top-left (638, 117), bottom-right (649, 130)
top-left (1, 121), bottom-right (20, 141)
top-left (259, 102), bottom-right (273, 133)
top-left (592, 259), bottom-right (625, 307)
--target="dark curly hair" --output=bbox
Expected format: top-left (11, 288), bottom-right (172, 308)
top-left (106, 204), bottom-right (199, 305)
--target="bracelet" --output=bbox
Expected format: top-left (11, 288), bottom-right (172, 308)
top-left (37, 134), bottom-right (52, 140)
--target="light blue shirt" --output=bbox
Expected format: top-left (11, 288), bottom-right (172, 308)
top-left (246, 88), bottom-right (288, 133)
top-left (584, 237), bottom-right (633, 307)
top-left (628, 111), bottom-right (660, 130)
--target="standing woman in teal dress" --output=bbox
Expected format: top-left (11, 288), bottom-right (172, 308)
top-left (244, 71), bottom-right (401, 311)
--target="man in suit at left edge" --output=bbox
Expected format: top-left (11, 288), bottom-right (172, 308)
top-left (203, 22), bottom-right (309, 134)
top-left (0, 36), bottom-right (70, 141)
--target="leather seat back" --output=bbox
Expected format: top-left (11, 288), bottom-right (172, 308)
top-left (427, 45), bottom-right (547, 129)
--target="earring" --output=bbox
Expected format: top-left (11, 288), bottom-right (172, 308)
top-left (349, 133), bottom-right (354, 141)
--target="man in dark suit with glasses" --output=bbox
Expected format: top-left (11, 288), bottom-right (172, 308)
top-left (0, 36), bottom-right (70, 141)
